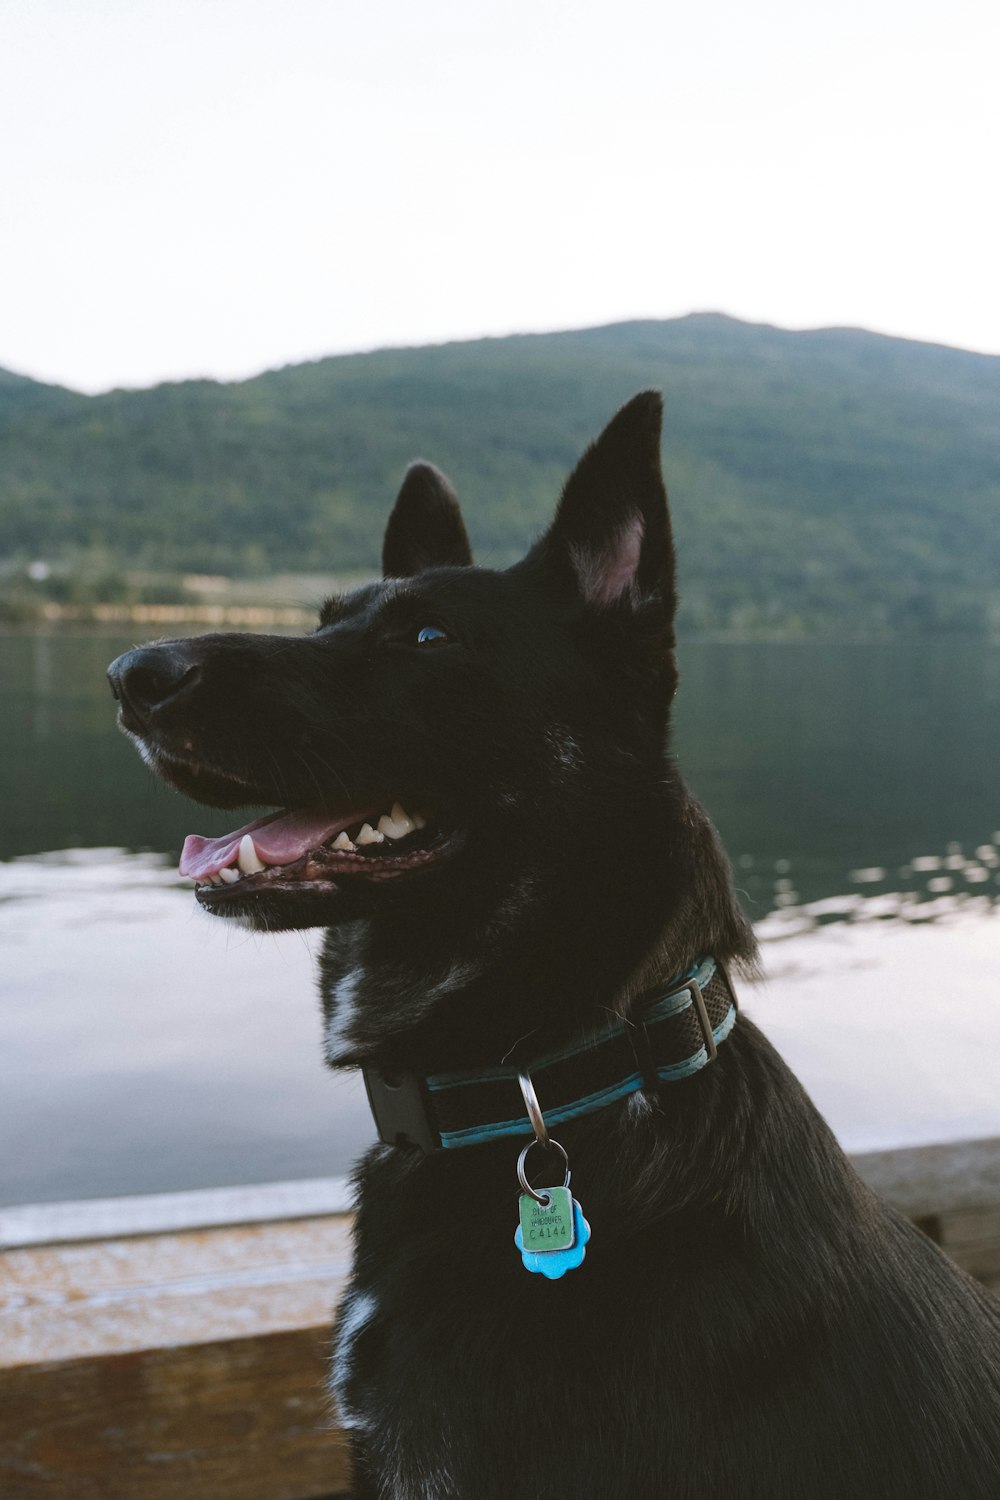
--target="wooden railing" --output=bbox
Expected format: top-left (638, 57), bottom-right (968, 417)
top-left (2, 1142), bottom-right (998, 1500)
top-left (1, 1180), bottom-right (354, 1500)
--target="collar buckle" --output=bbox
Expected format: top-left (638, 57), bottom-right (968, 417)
top-left (363, 1067), bottom-right (439, 1153)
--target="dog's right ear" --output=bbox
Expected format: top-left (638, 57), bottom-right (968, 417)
top-left (382, 463), bottom-right (474, 577)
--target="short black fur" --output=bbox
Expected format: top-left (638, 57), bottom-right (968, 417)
top-left (109, 393), bottom-right (1000, 1498)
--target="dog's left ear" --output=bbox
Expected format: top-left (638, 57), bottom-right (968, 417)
top-left (533, 391), bottom-right (676, 617)
top-left (383, 462), bottom-right (474, 577)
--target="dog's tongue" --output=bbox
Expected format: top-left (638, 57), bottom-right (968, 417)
top-left (179, 804), bottom-right (373, 880)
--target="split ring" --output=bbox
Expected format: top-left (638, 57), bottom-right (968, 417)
top-left (516, 1137), bottom-right (570, 1204)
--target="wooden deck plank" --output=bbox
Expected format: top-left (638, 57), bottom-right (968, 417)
top-left (2, 1216), bottom-right (353, 1364)
top-left (1, 1329), bottom-right (351, 1500)
top-left (850, 1136), bottom-right (1000, 1218)
top-left (0, 1178), bottom-right (353, 1251)
top-left (0, 1216), bottom-right (353, 1499)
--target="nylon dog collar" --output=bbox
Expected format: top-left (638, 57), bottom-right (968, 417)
top-left (363, 957), bottom-right (739, 1155)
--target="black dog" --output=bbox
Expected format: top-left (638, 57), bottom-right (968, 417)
top-left (109, 394), bottom-right (1000, 1498)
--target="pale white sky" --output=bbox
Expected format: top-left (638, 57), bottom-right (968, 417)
top-left (1, 0), bottom-right (997, 393)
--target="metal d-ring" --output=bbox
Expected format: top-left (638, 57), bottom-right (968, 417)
top-left (517, 1070), bottom-right (549, 1147)
top-left (516, 1137), bottom-right (571, 1205)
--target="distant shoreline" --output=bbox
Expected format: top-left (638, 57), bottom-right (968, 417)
top-left (36, 601), bottom-right (315, 628)
top-left (3, 604), bottom-right (995, 644)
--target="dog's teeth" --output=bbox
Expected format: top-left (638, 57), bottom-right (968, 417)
top-left (356, 822), bottom-right (384, 846)
top-left (237, 834), bottom-right (266, 874)
top-left (412, 811), bottom-right (428, 830)
top-left (332, 832), bottom-right (357, 852)
top-left (386, 804), bottom-right (410, 840)
top-left (219, 866), bottom-right (240, 884)
top-left (378, 804), bottom-right (416, 840)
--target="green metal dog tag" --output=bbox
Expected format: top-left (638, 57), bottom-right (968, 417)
top-left (514, 1130), bottom-right (591, 1277)
top-left (518, 1186), bottom-right (576, 1253)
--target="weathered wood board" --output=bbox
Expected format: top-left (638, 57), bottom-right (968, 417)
top-left (0, 1216), bottom-right (354, 1499)
top-left (852, 1137), bottom-right (1000, 1292)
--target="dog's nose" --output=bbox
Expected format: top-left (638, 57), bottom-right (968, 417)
top-left (107, 643), bottom-right (201, 728)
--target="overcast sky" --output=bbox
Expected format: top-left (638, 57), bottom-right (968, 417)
top-left (1, 0), bottom-right (997, 393)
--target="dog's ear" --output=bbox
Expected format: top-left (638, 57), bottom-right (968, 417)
top-left (534, 391), bottom-right (676, 616)
top-left (383, 463), bottom-right (474, 577)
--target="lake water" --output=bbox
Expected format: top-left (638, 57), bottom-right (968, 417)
top-left (3, 629), bottom-right (1000, 1207)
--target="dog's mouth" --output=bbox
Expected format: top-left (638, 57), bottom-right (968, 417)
top-left (180, 797), bottom-right (455, 908)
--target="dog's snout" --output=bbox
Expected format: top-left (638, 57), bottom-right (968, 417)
top-left (107, 644), bottom-right (201, 727)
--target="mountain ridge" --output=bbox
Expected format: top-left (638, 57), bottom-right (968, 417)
top-left (5, 310), bottom-right (999, 398)
top-left (2, 315), bottom-right (998, 635)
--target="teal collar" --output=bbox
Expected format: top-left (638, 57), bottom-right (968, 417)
top-left (363, 957), bottom-right (740, 1155)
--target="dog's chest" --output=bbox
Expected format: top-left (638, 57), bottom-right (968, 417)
top-left (331, 1147), bottom-right (728, 1499)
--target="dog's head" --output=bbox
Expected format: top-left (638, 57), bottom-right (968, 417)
top-left (109, 394), bottom-right (746, 1061)
top-left (109, 393), bottom-right (675, 921)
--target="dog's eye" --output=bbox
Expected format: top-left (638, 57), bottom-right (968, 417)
top-left (416, 625), bottom-right (450, 647)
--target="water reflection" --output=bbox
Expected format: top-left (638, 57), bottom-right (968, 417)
top-left (31, 631), bottom-right (54, 740)
top-left (675, 637), bottom-right (1000, 919)
top-left (752, 832), bottom-right (1000, 939)
top-left (0, 850), bottom-right (372, 1207)
top-left (3, 630), bottom-right (1000, 1203)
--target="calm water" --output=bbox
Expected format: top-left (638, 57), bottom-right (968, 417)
top-left (3, 629), bottom-right (1000, 1206)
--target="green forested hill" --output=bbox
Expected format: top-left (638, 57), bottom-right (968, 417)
top-left (2, 314), bottom-right (999, 634)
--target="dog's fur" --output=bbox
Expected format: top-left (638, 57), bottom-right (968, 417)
top-left (110, 394), bottom-right (1000, 1498)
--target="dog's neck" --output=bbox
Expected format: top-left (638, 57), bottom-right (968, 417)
top-left (320, 787), bottom-right (757, 1077)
